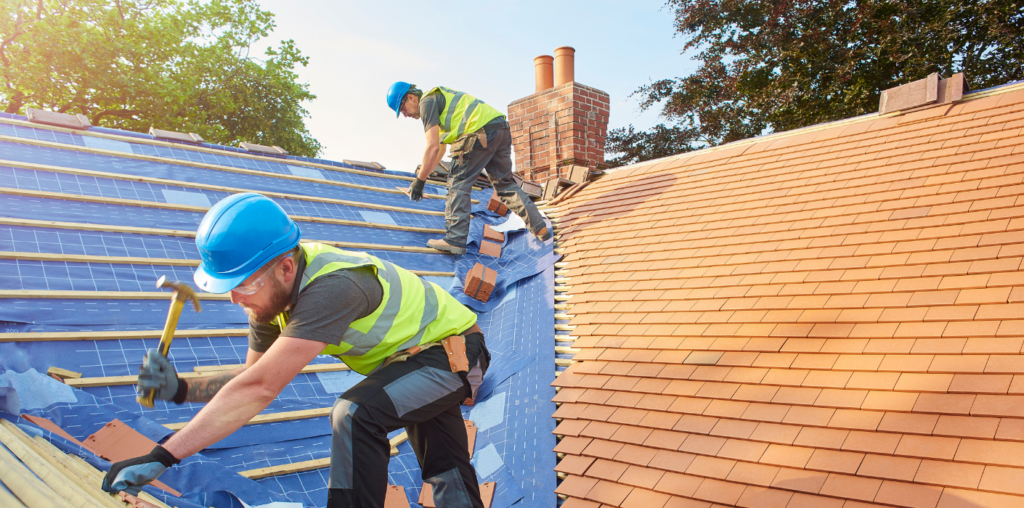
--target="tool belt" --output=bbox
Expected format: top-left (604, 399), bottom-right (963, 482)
top-left (449, 130), bottom-right (487, 167)
top-left (382, 324), bottom-right (485, 404)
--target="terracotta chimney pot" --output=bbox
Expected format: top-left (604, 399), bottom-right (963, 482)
top-left (554, 46), bottom-right (575, 86)
top-left (534, 55), bottom-right (554, 93)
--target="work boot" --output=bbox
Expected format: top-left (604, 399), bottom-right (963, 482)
top-left (532, 225), bottom-right (552, 242)
top-left (427, 238), bottom-right (467, 255)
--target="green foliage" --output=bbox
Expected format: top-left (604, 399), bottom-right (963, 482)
top-left (1, 0), bottom-right (322, 157)
top-left (608, 0), bottom-right (1024, 166)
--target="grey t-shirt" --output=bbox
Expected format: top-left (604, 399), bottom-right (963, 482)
top-left (420, 91), bottom-right (445, 132)
top-left (248, 266), bottom-right (384, 353)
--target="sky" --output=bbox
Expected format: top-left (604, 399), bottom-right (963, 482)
top-left (253, 0), bottom-right (697, 173)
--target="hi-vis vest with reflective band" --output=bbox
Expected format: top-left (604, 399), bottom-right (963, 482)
top-left (273, 243), bottom-right (477, 375)
top-left (425, 87), bottom-right (505, 144)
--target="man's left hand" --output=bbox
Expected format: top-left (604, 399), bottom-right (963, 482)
top-left (407, 178), bottom-right (426, 201)
top-left (101, 445), bottom-right (180, 495)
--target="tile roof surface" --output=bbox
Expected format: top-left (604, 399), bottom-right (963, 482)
top-left (550, 83), bottom-right (1024, 508)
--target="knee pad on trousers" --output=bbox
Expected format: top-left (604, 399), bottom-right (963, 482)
top-left (331, 398), bottom-right (359, 433)
top-left (329, 398), bottom-right (361, 490)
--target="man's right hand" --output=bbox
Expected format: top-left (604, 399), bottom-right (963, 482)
top-left (407, 178), bottom-right (426, 201)
top-left (102, 445), bottom-right (180, 495)
top-left (138, 349), bottom-right (184, 402)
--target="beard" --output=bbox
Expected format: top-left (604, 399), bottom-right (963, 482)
top-left (240, 276), bottom-right (292, 324)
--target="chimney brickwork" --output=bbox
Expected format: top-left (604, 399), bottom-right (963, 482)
top-left (508, 82), bottom-right (610, 185)
top-left (507, 48), bottom-right (610, 185)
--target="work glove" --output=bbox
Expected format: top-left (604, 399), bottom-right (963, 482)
top-left (101, 445), bottom-right (180, 495)
top-left (138, 349), bottom-right (186, 403)
top-left (407, 178), bottom-right (425, 202)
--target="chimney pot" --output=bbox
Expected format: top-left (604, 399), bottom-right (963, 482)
top-left (554, 46), bottom-right (575, 86)
top-left (534, 55), bottom-right (553, 93)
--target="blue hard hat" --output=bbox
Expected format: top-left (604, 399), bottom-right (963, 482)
top-left (387, 81), bottom-right (413, 118)
top-left (193, 193), bottom-right (301, 294)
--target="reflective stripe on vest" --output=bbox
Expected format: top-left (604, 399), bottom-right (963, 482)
top-left (274, 243), bottom-right (477, 374)
top-left (425, 86), bottom-right (505, 144)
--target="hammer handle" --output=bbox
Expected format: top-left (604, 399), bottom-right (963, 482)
top-left (137, 298), bottom-right (186, 408)
top-left (157, 298), bottom-right (185, 356)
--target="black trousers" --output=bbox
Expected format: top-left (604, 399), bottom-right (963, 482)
top-left (326, 333), bottom-right (489, 508)
top-left (444, 126), bottom-right (548, 248)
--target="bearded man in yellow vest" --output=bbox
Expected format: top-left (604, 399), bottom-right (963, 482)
top-left (101, 193), bottom-right (490, 508)
top-left (387, 82), bottom-right (551, 254)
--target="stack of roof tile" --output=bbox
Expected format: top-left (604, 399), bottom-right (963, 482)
top-left (549, 82), bottom-right (1024, 508)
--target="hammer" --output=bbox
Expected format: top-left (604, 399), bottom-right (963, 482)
top-left (137, 276), bottom-right (202, 408)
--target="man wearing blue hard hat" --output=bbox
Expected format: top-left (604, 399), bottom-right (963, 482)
top-left (387, 81), bottom-right (551, 254)
top-left (102, 193), bottom-right (490, 508)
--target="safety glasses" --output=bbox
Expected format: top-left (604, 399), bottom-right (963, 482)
top-left (231, 255), bottom-right (289, 295)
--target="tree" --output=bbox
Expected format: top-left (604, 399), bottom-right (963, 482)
top-left (607, 0), bottom-right (1024, 166)
top-left (1, 0), bottom-right (322, 157)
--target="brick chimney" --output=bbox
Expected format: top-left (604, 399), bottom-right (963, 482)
top-left (507, 47), bottom-right (610, 185)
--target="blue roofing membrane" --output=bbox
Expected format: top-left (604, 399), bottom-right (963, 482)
top-left (0, 113), bottom-right (558, 508)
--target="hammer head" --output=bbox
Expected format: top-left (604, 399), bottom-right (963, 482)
top-left (156, 275), bottom-right (202, 312)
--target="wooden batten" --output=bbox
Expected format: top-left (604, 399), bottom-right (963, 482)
top-left (163, 407), bottom-right (331, 431)
top-left (67, 361), bottom-right (346, 388)
top-left (1, 328), bottom-right (248, 344)
top-left (0, 290), bottom-right (230, 300)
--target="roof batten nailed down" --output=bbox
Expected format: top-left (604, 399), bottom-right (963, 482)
top-left (550, 81), bottom-right (1024, 507)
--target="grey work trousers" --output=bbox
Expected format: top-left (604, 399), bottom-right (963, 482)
top-left (326, 333), bottom-right (489, 508)
top-left (444, 125), bottom-right (547, 248)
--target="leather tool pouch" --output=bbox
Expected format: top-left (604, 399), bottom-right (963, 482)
top-left (449, 130), bottom-right (487, 166)
top-left (441, 335), bottom-right (470, 373)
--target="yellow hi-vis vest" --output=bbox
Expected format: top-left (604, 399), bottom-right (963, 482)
top-left (425, 86), bottom-right (505, 144)
top-left (273, 243), bottom-right (477, 374)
